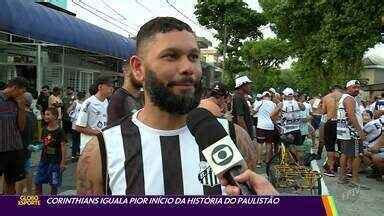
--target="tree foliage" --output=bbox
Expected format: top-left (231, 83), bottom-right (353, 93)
top-left (194, 0), bottom-right (266, 86)
top-left (241, 38), bottom-right (291, 71)
top-left (240, 38), bottom-right (291, 93)
top-left (259, 0), bottom-right (384, 94)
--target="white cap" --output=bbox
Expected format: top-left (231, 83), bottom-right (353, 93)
top-left (269, 88), bottom-right (277, 94)
top-left (235, 75), bottom-right (252, 88)
top-left (261, 91), bottom-right (271, 97)
top-left (346, 80), bottom-right (360, 88)
top-left (283, 87), bottom-right (294, 96)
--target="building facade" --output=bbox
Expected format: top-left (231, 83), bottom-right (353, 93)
top-left (0, 0), bottom-right (135, 96)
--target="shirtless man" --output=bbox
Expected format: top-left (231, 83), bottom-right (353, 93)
top-left (322, 85), bottom-right (343, 176)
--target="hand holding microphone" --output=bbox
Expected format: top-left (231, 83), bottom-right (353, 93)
top-left (187, 108), bottom-right (277, 195)
top-left (220, 169), bottom-right (278, 196)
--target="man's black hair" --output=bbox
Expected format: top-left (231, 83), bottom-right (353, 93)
top-left (95, 76), bottom-right (113, 89)
top-left (89, 83), bottom-right (97, 95)
top-left (6, 77), bottom-right (28, 89)
top-left (52, 87), bottom-right (61, 95)
top-left (136, 17), bottom-right (194, 55)
top-left (210, 82), bottom-right (229, 99)
top-left (77, 91), bottom-right (86, 100)
top-left (42, 85), bottom-right (50, 90)
top-left (67, 86), bottom-right (74, 91)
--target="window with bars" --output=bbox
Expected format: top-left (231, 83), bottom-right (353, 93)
top-left (42, 66), bottom-right (62, 88)
top-left (0, 65), bottom-right (16, 82)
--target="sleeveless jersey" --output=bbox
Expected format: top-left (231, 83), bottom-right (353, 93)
top-left (99, 111), bottom-right (235, 195)
top-left (336, 94), bottom-right (363, 140)
top-left (281, 100), bottom-right (301, 134)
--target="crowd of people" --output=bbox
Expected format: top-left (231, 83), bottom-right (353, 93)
top-left (0, 64), bottom-right (143, 195)
top-left (1, 16), bottom-right (383, 196)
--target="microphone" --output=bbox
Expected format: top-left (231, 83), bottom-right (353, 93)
top-left (187, 107), bottom-right (256, 195)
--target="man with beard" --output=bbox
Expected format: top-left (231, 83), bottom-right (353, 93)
top-left (76, 17), bottom-right (276, 196)
top-left (107, 62), bottom-right (143, 125)
top-left (336, 80), bottom-right (368, 189)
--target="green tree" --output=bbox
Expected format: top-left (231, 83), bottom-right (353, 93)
top-left (194, 0), bottom-right (266, 86)
top-left (240, 38), bottom-right (291, 92)
top-left (260, 0), bottom-right (384, 94)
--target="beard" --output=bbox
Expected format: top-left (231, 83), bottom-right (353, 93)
top-left (145, 70), bottom-right (202, 115)
top-left (128, 72), bottom-right (143, 89)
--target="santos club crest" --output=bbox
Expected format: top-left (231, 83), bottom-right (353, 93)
top-left (198, 161), bottom-right (220, 187)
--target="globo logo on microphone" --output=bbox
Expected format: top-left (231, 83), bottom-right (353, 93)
top-left (202, 135), bottom-right (244, 175)
top-left (212, 145), bottom-right (234, 166)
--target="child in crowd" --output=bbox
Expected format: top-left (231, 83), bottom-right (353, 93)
top-left (35, 108), bottom-right (66, 195)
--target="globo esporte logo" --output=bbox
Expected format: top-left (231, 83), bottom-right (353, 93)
top-left (211, 144), bottom-right (234, 166)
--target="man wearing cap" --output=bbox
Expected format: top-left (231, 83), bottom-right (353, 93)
top-left (336, 80), bottom-right (368, 188)
top-left (199, 82), bottom-right (229, 117)
top-left (268, 88), bottom-right (281, 104)
top-left (232, 75), bottom-right (254, 139)
top-left (254, 91), bottom-right (277, 163)
top-left (271, 87), bottom-right (305, 159)
top-left (75, 76), bottom-right (114, 153)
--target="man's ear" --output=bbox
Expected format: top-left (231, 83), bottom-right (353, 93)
top-left (130, 55), bottom-right (145, 84)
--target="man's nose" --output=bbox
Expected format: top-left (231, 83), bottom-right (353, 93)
top-left (178, 56), bottom-right (195, 76)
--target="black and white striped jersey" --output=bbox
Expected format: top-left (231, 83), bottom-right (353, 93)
top-left (99, 111), bottom-right (233, 195)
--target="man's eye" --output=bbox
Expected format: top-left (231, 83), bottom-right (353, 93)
top-left (163, 53), bottom-right (177, 60)
top-left (189, 54), bottom-right (200, 61)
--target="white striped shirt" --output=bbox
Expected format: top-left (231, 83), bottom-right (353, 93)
top-left (100, 110), bottom-right (229, 195)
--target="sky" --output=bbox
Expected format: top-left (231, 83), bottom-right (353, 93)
top-left (67, 0), bottom-right (276, 48)
top-left (66, 1), bottom-right (383, 69)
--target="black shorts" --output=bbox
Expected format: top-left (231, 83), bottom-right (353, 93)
top-left (282, 130), bottom-right (302, 146)
top-left (256, 128), bottom-right (274, 144)
top-left (324, 120), bottom-right (337, 152)
top-left (0, 150), bottom-right (26, 183)
top-left (311, 115), bottom-right (322, 130)
top-left (339, 139), bottom-right (363, 157)
top-left (253, 117), bottom-right (258, 127)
